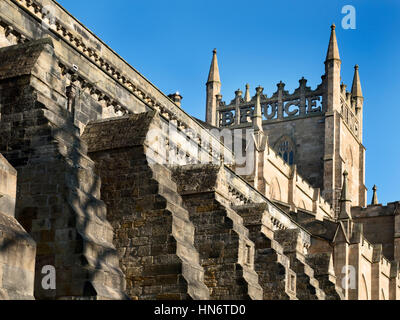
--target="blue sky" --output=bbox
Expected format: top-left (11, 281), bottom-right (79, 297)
top-left (58, 0), bottom-right (400, 205)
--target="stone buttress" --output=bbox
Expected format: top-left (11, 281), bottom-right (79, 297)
top-left (233, 203), bottom-right (297, 299)
top-left (0, 154), bottom-right (36, 299)
top-left (82, 113), bottom-right (210, 300)
top-left (0, 39), bottom-right (126, 299)
top-left (306, 252), bottom-right (343, 300)
top-left (274, 229), bottom-right (326, 300)
top-left (172, 164), bottom-right (263, 300)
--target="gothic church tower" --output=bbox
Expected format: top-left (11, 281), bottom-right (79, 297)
top-left (205, 26), bottom-right (367, 215)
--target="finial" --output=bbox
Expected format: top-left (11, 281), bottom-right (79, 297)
top-left (299, 77), bottom-right (307, 86)
top-left (213, 48), bottom-right (217, 55)
top-left (277, 81), bottom-right (285, 90)
top-left (256, 86), bottom-right (264, 94)
top-left (343, 170), bottom-right (348, 177)
top-left (371, 185), bottom-right (379, 205)
top-left (355, 64), bottom-right (359, 70)
top-left (168, 92), bottom-right (183, 108)
top-left (331, 24), bottom-right (336, 31)
top-left (235, 89), bottom-right (242, 98)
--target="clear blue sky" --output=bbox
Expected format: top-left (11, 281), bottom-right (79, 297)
top-left (58, 0), bottom-right (400, 205)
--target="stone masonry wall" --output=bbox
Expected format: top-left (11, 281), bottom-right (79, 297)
top-left (233, 203), bottom-right (297, 300)
top-left (0, 39), bottom-right (126, 299)
top-left (82, 113), bottom-right (210, 300)
top-left (263, 115), bottom-right (326, 190)
top-left (0, 154), bottom-right (36, 300)
top-left (172, 164), bottom-right (263, 300)
top-left (274, 229), bottom-right (326, 300)
top-left (352, 203), bottom-right (399, 261)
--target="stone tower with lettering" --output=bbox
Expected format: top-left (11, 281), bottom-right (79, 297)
top-left (206, 25), bottom-right (367, 216)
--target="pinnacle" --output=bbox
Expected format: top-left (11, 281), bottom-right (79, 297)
top-left (207, 48), bottom-right (221, 84)
top-left (352, 64), bottom-right (363, 97)
top-left (326, 24), bottom-right (341, 62)
top-left (371, 185), bottom-right (379, 205)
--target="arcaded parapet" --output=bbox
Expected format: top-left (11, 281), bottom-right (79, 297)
top-left (0, 154), bottom-right (36, 300)
top-left (82, 112), bottom-right (210, 300)
top-left (0, 39), bottom-right (126, 300)
top-left (172, 164), bottom-right (263, 300)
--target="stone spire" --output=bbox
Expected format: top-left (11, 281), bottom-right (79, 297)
top-left (351, 65), bottom-right (363, 98)
top-left (326, 24), bottom-right (341, 62)
top-left (207, 49), bottom-right (220, 84)
top-left (339, 171), bottom-right (352, 220)
top-left (245, 84), bottom-right (251, 102)
top-left (206, 49), bottom-right (222, 126)
top-left (371, 185), bottom-right (379, 205)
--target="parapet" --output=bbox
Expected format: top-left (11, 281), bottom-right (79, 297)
top-left (352, 201), bottom-right (400, 219)
top-left (218, 78), bottom-right (325, 128)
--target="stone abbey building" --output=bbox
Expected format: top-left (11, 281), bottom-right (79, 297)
top-left (0, 0), bottom-right (399, 300)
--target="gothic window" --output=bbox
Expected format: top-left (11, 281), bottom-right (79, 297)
top-left (275, 136), bottom-right (295, 165)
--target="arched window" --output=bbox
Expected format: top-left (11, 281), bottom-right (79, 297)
top-left (275, 136), bottom-right (295, 166)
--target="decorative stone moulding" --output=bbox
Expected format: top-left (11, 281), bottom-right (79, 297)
top-left (218, 78), bottom-right (325, 127)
